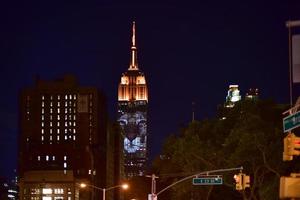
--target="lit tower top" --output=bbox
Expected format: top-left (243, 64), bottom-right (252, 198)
top-left (118, 21), bottom-right (148, 102)
top-left (129, 21), bottom-right (138, 70)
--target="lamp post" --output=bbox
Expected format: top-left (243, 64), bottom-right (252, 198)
top-left (79, 183), bottom-right (128, 200)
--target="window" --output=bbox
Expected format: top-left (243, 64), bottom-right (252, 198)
top-left (42, 95), bottom-right (45, 100)
top-left (50, 135), bottom-right (52, 141)
top-left (41, 129), bottom-right (44, 134)
top-left (42, 102), bottom-right (44, 107)
top-left (57, 108), bottom-right (60, 113)
top-left (58, 102), bottom-right (60, 107)
top-left (57, 135), bottom-right (60, 141)
top-left (41, 115), bottom-right (44, 121)
top-left (58, 95), bottom-right (60, 100)
top-left (57, 129), bottom-right (60, 134)
top-left (38, 156), bottom-right (40, 161)
top-left (57, 115), bottom-right (60, 120)
top-left (42, 108), bottom-right (44, 114)
top-left (53, 156), bottom-right (55, 161)
top-left (41, 122), bottom-right (44, 127)
top-left (50, 129), bottom-right (52, 134)
top-left (57, 122), bottom-right (60, 127)
top-left (64, 156), bottom-right (67, 160)
top-left (42, 188), bottom-right (52, 194)
top-left (41, 136), bottom-right (44, 141)
top-left (64, 162), bottom-right (67, 168)
top-left (46, 155), bottom-right (49, 161)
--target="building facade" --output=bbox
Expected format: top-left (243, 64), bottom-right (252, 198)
top-left (118, 22), bottom-right (148, 178)
top-left (18, 75), bottom-right (111, 200)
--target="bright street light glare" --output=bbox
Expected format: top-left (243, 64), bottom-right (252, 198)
top-left (122, 184), bottom-right (129, 190)
top-left (80, 183), bottom-right (87, 188)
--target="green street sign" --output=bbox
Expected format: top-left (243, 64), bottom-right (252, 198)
top-left (283, 111), bottom-right (300, 133)
top-left (193, 177), bottom-right (223, 185)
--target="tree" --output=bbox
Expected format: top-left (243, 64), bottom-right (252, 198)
top-left (153, 99), bottom-right (288, 200)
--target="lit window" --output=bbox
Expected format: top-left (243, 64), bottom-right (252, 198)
top-left (42, 96), bottom-right (45, 100)
top-left (54, 188), bottom-right (64, 194)
top-left (65, 102), bottom-right (68, 107)
top-left (58, 102), bottom-right (60, 107)
top-left (65, 115), bottom-right (67, 120)
top-left (93, 170), bottom-right (96, 175)
top-left (69, 122), bottom-right (72, 126)
top-left (50, 135), bottom-right (52, 141)
top-left (69, 115), bottom-right (72, 120)
top-left (50, 122), bottom-right (52, 127)
top-left (42, 188), bottom-right (52, 194)
top-left (65, 135), bottom-right (67, 140)
top-left (57, 135), bottom-right (60, 140)
top-left (73, 129), bottom-right (76, 134)
top-left (65, 95), bottom-right (68, 100)
top-left (57, 122), bottom-right (60, 127)
top-left (42, 102), bottom-right (44, 107)
top-left (41, 115), bottom-right (44, 121)
top-left (64, 162), bottom-right (67, 168)
top-left (64, 156), bottom-right (67, 160)
top-left (50, 95), bottom-right (53, 100)
top-left (42, 109), bottom-right (44, 114)
top-left (38, 156), bottom-right (40, 161)
top-left (88, 170), bottom-right (91, 174)
top-left (50, 115), bottom-right (53, 120)
top-left (57, 108), bottom-right (60, 113)
top-left (41, 122), bottom-right (44, 127)
top-left (65, 108), bottom-right (67, 114)
top-left (73, 135), bottom-right (76, 140)
top-left (50, 102), bottom-right (53, 107)
top-left (73, 115), bottom-right (76, 120)
top-left (57, 115), bottom-right (60, 120)
top-left (57, 129), bottom-right (60, 134)
top-left (50, 108), bottom-right (53, 113)
top-left (69, 95), bottom-right (72, 99)
top-left (46, 155), bottom-right (49, 161)
top-left (50, 129), bottom-right (52, 134)
top-left (65, 122), bottom-right (68, 127)
top-left (65, 129), bottom-right (67, 133)
top-left (73, 122), bottom-right (76, 126)
top-left (74, 94), bottom-right (76, 99)
top-left (41, 129), bottom-right (44, 134)
top-left (41, 136), bottom-right (44, 141)
top-left (58, 95), bottom-right (60, 100)
top-left (53, 156), bottom-right (55, 161)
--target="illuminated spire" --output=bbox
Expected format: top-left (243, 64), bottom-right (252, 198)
top-left (129, 21), bottom-right (138, 70)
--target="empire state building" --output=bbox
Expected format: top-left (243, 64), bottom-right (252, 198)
top-left (118, 22), bottom-right (148, 178)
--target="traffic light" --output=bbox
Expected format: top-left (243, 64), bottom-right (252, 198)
top-left (234, 173), bottom-right (250, 190)
top-left (234, 174), bottom-right (243, 190)
top-left (242, 175), bottom-right (250, 189)
top-left (283, 133), bottom-right (300, 161)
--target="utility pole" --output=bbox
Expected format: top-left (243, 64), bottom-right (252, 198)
top-left (286, 20), bottom-right (300, 106)
top-left (146, 174), bottom-right (159, 200)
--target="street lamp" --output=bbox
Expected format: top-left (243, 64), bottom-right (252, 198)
top-left (79, 182), bottom-right (129, 200)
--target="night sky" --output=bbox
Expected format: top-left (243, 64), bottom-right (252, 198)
top-left (1, 1), bottom-right (300, 179)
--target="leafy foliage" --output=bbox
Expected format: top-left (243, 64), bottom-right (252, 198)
top-left (153, 99), bottom-right (288, 200)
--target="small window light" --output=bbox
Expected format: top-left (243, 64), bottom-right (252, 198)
top-left (46, 155), bottom-right (49, 161)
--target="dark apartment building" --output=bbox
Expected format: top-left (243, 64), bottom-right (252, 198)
top-left (18, 75), bottom-right (123, 200)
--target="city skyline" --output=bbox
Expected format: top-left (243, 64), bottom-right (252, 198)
top-left (1, 1), bottom-right (300, 178)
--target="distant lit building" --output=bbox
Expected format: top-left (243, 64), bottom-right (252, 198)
top-left (0, 176), bottom-right (18, 200)
top-left (245, 88), bottom-right (259, 100)
top-left (225, 85), bottom-right (241, 108)
top-left (18, 75), bottom-right (113, 200)
top-left (118, 22), bottom-right (148, 178)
